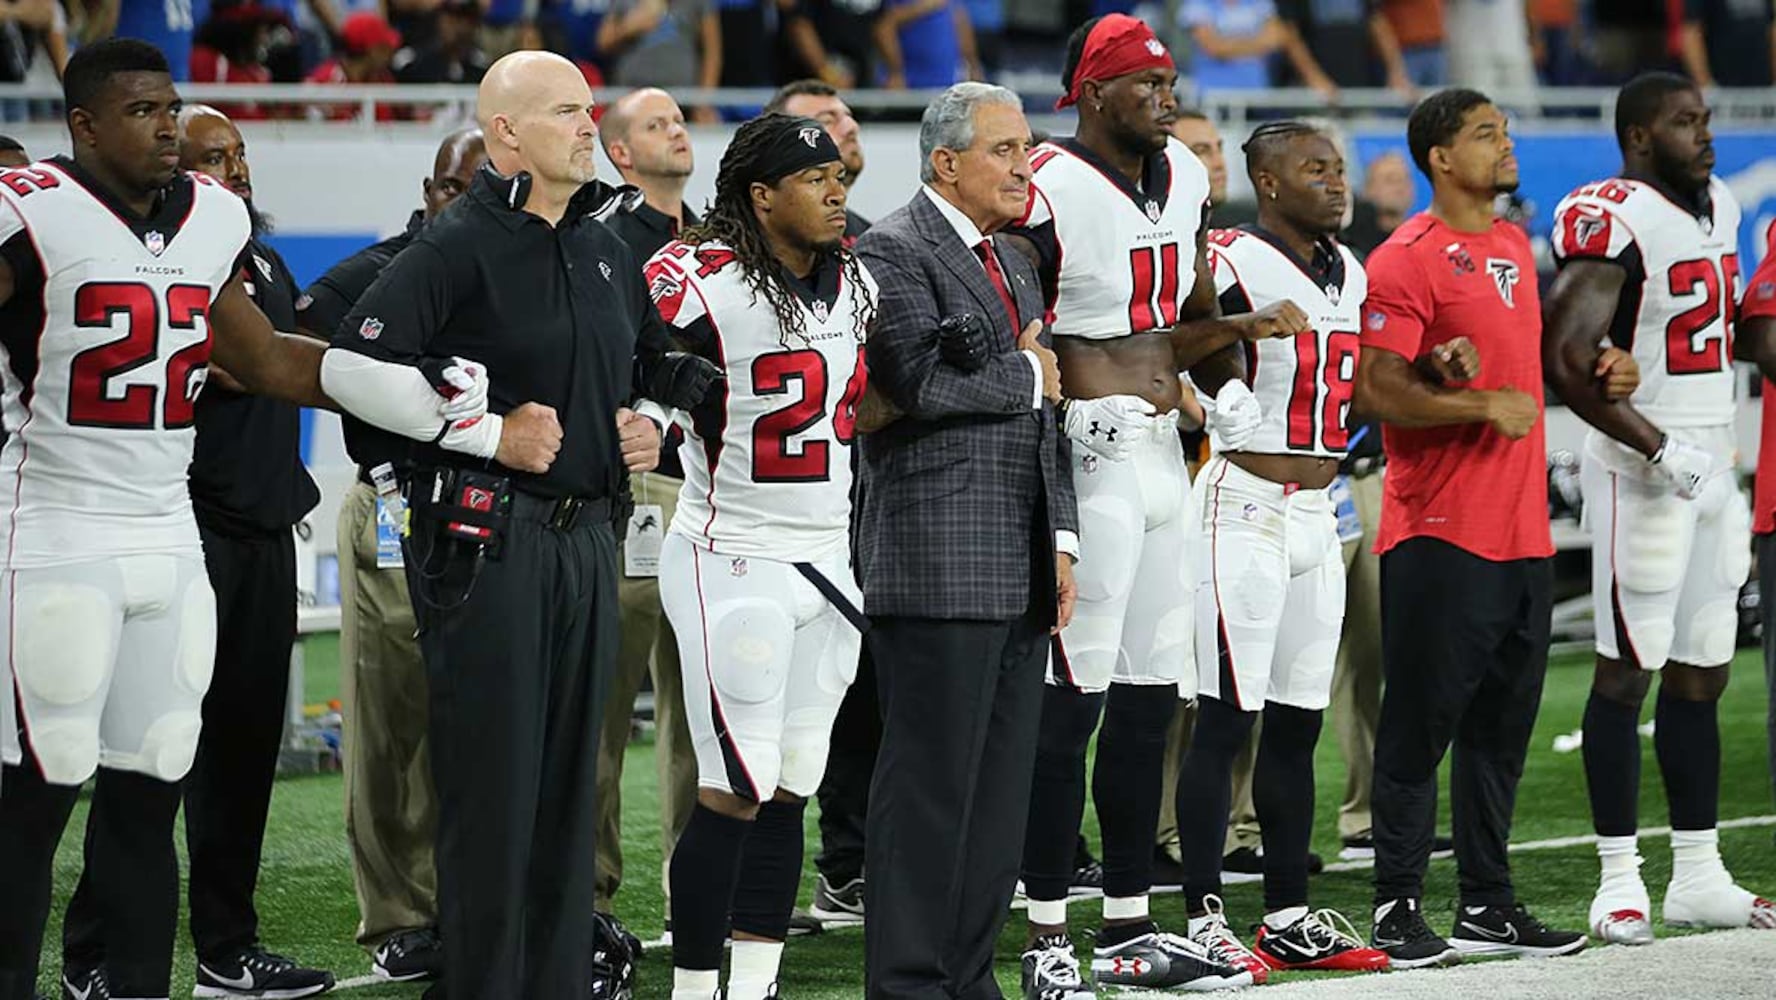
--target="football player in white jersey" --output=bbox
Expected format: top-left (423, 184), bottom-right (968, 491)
top-left (1181, 121), bottom-right (1393, 976)
top-left (999, 15), bottom-right (1308, 996)
top-left (1544, 72), bottom-right (1775, 944)
top-left (646, 114), bottom-right (875, 1000)
top-left (0, 41), bottom-right (479, 1000)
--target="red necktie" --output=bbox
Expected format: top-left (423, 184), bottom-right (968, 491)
top-left (976, 239), bottom-right (1019, 333)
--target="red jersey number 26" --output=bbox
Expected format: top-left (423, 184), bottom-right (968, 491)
top-left (1666, 254), bottom-right (1740, 375)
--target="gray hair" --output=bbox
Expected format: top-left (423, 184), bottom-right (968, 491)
top-left (919, 82), bottom-right (1023, 184)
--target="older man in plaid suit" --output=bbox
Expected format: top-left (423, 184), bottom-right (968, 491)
top-left (853, 82), bottom-right (1081, 1000)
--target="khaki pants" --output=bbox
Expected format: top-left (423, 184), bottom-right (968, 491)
top-left (1330, 472), bottom-right (1383, 840)
top-left (338, 480), bottom-right (437, 947)
top-left (594, 472), bottom-right (698, 913)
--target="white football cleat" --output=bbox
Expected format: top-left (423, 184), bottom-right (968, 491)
top-left (1590, 875), bottom-right (1655, 946)
top-left (1664, 875), bottom-right (1776, 930)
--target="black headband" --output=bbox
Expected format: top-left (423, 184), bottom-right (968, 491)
top-left (752, 117), bottom-right (844, 184)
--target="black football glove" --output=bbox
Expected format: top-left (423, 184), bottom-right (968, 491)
top-left (641, 352), bottom-right (725, 410)
top-left (937, 312), bottom-right (991, 372)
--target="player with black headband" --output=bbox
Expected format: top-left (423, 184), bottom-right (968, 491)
top-left (1178, 119), bottom-right (1391, 976)
top-left (645, 113), bottom-right (876, 1000)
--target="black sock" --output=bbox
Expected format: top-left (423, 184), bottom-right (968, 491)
top-left (0, 758), bottom-right (82, 985)
top-left (1254, 703), bottom-right (1322, 913)
top-left (82, 767), bottom-right (184, 998)
top-left (1175, 696), bottom-right (1256, 912)
top-left (1095, 918), bottom-right (1158, 948)
top-left (1582, 690), bottom-right (1642, 837)
top-left (1020, 685), bottom-right (1105, 903)
top-left (1093, 683), bottom-right (1177, 900)
top-left (731, 799), bottom-right (806, 941)
top-left (669, 804), bottom-right (753, 970)
top-left (1655, 693), bottom-right (1721, 831)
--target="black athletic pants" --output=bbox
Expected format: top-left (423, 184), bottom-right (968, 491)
top-left (864, 613), bottom-right (1046, 1000)
top-left (1372, 537), bottom-right (1551, 908)
top-left (815, 645), bottom-right (880, 887)
top-left (64, 525), bottom-right (298, 968)
top-left (407, 506), bottom-right (618, 1000)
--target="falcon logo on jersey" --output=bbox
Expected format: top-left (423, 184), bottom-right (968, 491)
top-left (1561, 204), bottom-right (1613, 257)
top-left (599, 260), bottom-right (613, 282)
top-left (144, 230), bottom-right (166, 256)
top-left (253, 254), bottom-right (273, 281)
top-left (799, 126), bottom-right (823, 148)
top-left (1487, 258), bottom-right (1521, 307)
top-left (358, 317), bottom-right (384, 340)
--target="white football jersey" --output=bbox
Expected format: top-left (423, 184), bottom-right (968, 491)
top-left (1208, 227), bottom-right (1367, 458)
top-left (1014, 136), bottom-right (1212, 339)
top-left (645, 239), bottom-right (875, 563)
top-left (0, 159), bottom-right (249, 568)
top-left (1552, 175), bottom-right (1741, 428)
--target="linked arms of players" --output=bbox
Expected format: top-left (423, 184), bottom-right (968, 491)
top-left (1351, 336), bottom-right (1546, 436)
top-left (1168, 218), bottom-right (1312, 372)
top-left (1541, 259), bottom-right (1651, 452)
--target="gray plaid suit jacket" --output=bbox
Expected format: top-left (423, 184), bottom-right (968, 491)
top-left (854, 190), bottom-right (1078, 624)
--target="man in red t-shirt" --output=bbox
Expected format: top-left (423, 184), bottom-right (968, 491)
top-left (1734, 219), bottom-right (1776, 853)
top-left (1352, 88), bottom-right (1634, 969)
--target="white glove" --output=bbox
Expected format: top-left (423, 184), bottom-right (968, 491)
top-left (1649, 433), bottom-right (1714, 500)
top-left (1203, 379), bottom-right (1262, 452)
top-left (1063, 393), bottom-right (1155, 463)
top-left (437, 357), bottom-right (489, 425)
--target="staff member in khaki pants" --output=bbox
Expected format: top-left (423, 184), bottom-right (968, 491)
top-left (300, 128), bottom-right (488, 983)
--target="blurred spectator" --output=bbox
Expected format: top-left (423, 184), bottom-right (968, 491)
top-left (480, 0), bottom-right (528, 55)
top-left (387, 0), bottom-right (450, 49)
top-left (393, 0), bottom-right (491, 81)
top-left (514, 15), bottom-right (605, 84)
top-left (1530, 0), bottom-right (1582, 85)
top-left (306, 11), bottom-right (401, 120)
top-left (779, 0), bottom-right (883, 89)
top-left (1380, 0), bottom-right (1443, 85)
top-left (1445, 0), bottom-right (1537, 94)
top-left (597, 0), bottom-right (720, 120)
top-left (0, 134), bottom-right (27, 167)
top-left (1171, 109), bottom-right (1259, 226)
top-left (876, 0), bottom-right (979, 89)
top-left (1344, 148), bottom-right (1412, 254)
top-left (1679, 0), bottom-right (1775, 88)
top-left (1278, 0), bottom-right (1413, 100)
top-left (540, 0), bottom-right (611, 67)
top-left (93, 0), bottom-right (198, 81)
top-left (715, 0), bottom-right (778, 87)
top-left (958, 0), bottom-right (1003, 77)
top-left (0, 0), bottom-right (68, 84)
top-left (1587, 0), bottom-right (1671, 82)
top-left (1179, 0), bottom-right (1287, 93)
top-left (191, 3), bottom-right (291, 87)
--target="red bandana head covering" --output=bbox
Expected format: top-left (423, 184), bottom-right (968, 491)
top-left (1056, 14), bottom-right (1176, 111)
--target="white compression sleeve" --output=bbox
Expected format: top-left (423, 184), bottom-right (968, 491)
top-left (320, 349), bottom-right (503, 460)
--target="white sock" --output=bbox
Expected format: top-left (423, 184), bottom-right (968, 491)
top-left (671, 967), bottom-right (720, 1000)
top-left (1102, 894), bottom-right (1149, 922)
top-left (727, 939), bottom-right (785, 1000)
top-left (1597, 834), bottom-right (1643, 879)
top-left (1670, 827), bottom-right (1725, 884)
top-left (1264, 905), bottom-right (1309, 931)
top-left (1028, 897), bottom-right (1068, 928)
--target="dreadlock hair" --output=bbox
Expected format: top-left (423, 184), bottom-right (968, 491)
top-left (1240, 119), bottom-right (1322, 184)
top-left (680, 114), bottom-right (874, 346)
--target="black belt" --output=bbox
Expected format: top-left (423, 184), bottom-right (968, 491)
top-left (509, 490), bottom-right (613, 531)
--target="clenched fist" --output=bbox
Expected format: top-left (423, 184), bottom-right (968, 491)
top-left (1236, 300), bottom-right (1311, 340)
top-left (496, 402), bottom-right (563, 473)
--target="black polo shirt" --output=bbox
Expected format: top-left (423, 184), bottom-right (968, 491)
top-left (334, 168), bottom-right (672, 501)
top-left (189, 236), bottom-right (321, 535)
top-left (603, 199), bottom-right (699, 266)
top-left (301, 210), bottom-right (426, 476)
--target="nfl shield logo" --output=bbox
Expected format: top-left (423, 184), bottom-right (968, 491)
top-left (358, 317), bottom-right (384, 340)
top-left (1326, 283), bottom-right (1340, 306)
top-left (1081, 454), bottom-right (1099, 475)
top-left (1144, 199), bottom-right (1161, 223)
top-left (144, 230), bottom-right (165, 256)
top-left (730, 557), bottom-right (748, 577)
top-left (1701, 216), bottom-right (1714, 236)
top-left (812, 299), bottom-right (830, 322)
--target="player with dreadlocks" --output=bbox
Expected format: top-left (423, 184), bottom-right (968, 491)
top-left (645, 112), bottom-right (877, 1000)
top-left (1176, 118), bottom-right (1393, 975)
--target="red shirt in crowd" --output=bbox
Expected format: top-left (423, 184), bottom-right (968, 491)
top-left (1361, 211), bottom-right (1554, 562)
top-left (304, 60), bottom-right (401, 122)
top-left (1745, 230), bottom-right (1776, 533)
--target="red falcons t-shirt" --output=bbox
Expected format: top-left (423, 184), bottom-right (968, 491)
top-left (1361, 212), bottom-right (1553, 561)
top-left (1745, 240), bottom-right (1776, 533)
